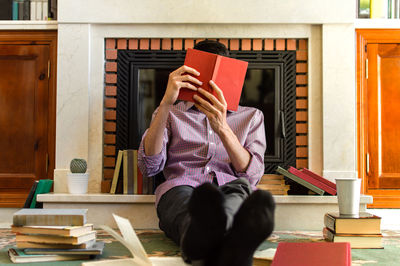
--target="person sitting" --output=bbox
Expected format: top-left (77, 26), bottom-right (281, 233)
top-left (138, 40), bottom-right (275, 266)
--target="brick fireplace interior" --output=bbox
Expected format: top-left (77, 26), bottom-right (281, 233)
top-left (101, 38), bottom-right (308, 193)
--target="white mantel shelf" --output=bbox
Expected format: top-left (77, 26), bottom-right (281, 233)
top-left (0, 20), bottom-right (57, 30)
top-left (37, 193), bottom-right (156, 203)
top-left (38, 193), bottom-right (372, 204)
top-left (37, 193), bottom-right (373, 230)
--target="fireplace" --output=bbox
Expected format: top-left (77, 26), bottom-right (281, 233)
top-left (102, 38), bottom-right (308, 192)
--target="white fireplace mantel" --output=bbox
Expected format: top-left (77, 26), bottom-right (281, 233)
top-left (55, 0), bottom-right (356, 193)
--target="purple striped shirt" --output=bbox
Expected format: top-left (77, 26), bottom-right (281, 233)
top-left (138, 101), bottom-right (266, 206)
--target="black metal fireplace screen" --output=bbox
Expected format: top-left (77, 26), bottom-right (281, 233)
top-left (116, 50), bottom-right (296, 173)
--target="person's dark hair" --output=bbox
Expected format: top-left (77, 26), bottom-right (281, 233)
top-left (193, 40), bottom-right (229, 57)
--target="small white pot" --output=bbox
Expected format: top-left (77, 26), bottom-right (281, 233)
top-left (67, 173), bottom-right (89, 194)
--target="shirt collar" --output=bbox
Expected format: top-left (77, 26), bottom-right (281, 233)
top-left (183, 101), bottom-right (237, 113)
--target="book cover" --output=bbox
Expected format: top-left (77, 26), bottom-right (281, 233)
top-left (370, 0), bottom-right (388, 18)
top-left (22, 0), bottom-right (29, 20)
top-left (17, 0), bottom-right (22, 20)
top-left (133, 150), bottom-right (138, 194)
top-left (11, 224), bottom-right (93, 237)
top-left (275, 166), bottom-right (325, 195)
top-left (123, 150), bottom-right (128, 194)
top-left (8, 248), bottom-right (90, 263)
top-left (24, 241), bottom-right (105, 255)
top-left (23, 180), bottom-right (38, 208)
top-left (0, 0), bottom-right (13, 20)
top-left (323, 227), bottom-right (383, 249)
top-left (324, 212), bottom-right (381, 235)
top-left (301, 168), bottom-right (336, 189)
top-left (17, 239), bottom-right (96, 250)
top-left (16, 231), bottom-right (96, 245)
top-left (12, 0), bottom-right (18, 20)
top-left (288, 167), bottom-right (336, 195)
top-left (110, 150), bottom-right (123, 194)
top-left (13, 209), bottom-right (87, 226)
top-left (271, 242), bottom-right (351, 266)
top-left (178, 48), bottom-right (248, 111)
top-left (29, 179), bottom-right (53, 208)
top-left (30, 0), bottom-right (35, 21)
top-left (127, 150), bottom-right (134, 194)
top-left (358, 0), bottom-right (370, 18)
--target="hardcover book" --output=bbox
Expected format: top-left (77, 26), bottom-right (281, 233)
top-left (110, 150), bottom-right (123, 194)
top-left (288, 167), bottom-right (336, 195)
top-left (13, 209), bottom-right (87, 226)
top-left (16, 231), bottom-right (96, 245)
top-left (324, 212), bottom-right (381, 235)
top-left (301, 168), bottom-right (336, 190)
top-left (276, 166), bottom-right (325, 195)
top-left (17, 239), bottom-right (96, 250)
top-left (24, 241), bottom-right (105, 255)
top-left (323, 227), bottom-right (383, 249)
top-left (271, 242), bottom-right (351, 266)
top-left (8, 248), bottom-right (89, 263)
top-left (178, 48), bottom-right (248, 111)
top-left (11, 224), bottom-right (93, 237)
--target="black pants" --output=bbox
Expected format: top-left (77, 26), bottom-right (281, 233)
top-left (156, 178), bottom-right (253, 245)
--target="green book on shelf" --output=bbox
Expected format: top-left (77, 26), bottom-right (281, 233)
top-left (276, 166), bottom-right (325, 195)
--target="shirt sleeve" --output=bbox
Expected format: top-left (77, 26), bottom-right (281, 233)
top-left (233, 109), bottom-right (266, 186)
top-left (138, 108), bottom-right (170, 177)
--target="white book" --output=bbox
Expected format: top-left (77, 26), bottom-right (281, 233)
top-left (82, 214), bottom-right (188, 266)
top-left (42, 0), bottom-right (47, 20)
top-left (30, 1), bottom-right (36, 21)
top-left (35, 0), bottom-right (42, 20)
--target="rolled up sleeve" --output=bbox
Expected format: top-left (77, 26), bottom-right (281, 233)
top-left (233, 110), bottom-right (266, 186)
top-left (138, 108), bottom-right (170, 177)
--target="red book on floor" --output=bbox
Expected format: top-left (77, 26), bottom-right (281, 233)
top-left (178, 48), bottom-right (248, 111)
top-left (288, 166), bottom-right (337, 195)
top-left (302, 168), bottom-right (337, 190)
top-left (271, 242), bottom-right (351, 266)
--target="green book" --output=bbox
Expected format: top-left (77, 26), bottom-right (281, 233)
top-left (276, 166), bottom-right (325, 195)
top-left (8, 248), bottom-right (90, 263)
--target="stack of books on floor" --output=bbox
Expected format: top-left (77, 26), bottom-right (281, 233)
top-left (9, 209), bottom-right (104, 263)
top-left (257, 174), bottom-right (290, 195)
top-left (323, 212), bottom-right (383, 249)
top-left (276, 166), bottom-right (337, 195)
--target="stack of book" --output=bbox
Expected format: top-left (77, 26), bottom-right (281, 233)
top-left (9, 209), bottom-right (104, 263)
top-left (257, 174), bottom-right (290, 195)
top-left (276, 166), bottom-right (337, 195)
top-left (323, 212), bottom-right (383, 249)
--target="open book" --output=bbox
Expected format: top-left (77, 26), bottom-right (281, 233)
top-left (81, 214), bottom-right (188, 266)
top-left (82, 214), bottom-right (275, 266)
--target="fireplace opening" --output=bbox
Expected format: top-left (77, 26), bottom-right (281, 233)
top-left (116, 49), bottom-right (297, 174)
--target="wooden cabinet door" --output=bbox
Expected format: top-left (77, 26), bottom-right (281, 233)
top-left (0, 44), bottom-right (49, 207)
top-left (357, 29), bottom-right (400, 208)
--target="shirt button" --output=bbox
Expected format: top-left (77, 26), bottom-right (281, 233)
top-left (209, 130), bottom-right (213, 135)
top-left (206, 166), bottom-right (210, 172)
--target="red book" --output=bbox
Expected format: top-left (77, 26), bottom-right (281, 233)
top-left (271, 242), bottom-right (351, 266)
top-left (178, 48), bottom-right (248, 111)
top-left (288, 166), bottom-right (337, 195)
top-left (302, 168), bottom-right (337, 190)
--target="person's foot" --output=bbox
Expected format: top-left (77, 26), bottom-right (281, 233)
top-left (180, 183), bottom-right (227, 262)
top-left (216, 189), bottom-right (275, 266)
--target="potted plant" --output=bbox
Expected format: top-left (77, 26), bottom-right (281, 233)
top-left (67, 158), bottom-right (89, 194)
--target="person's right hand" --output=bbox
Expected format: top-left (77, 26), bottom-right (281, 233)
top-left (161, 65), bottom-right (202, 106)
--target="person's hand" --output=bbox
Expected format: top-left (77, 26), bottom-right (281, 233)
top-left (161, 65), bottom-right (202, 106)
top-left (193, 80), bottom-right (229, 135)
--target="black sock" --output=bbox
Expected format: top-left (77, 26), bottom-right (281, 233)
top-left (180, 183), bottom-right (227, 261)
top-left (216, 189), bottom-right (275, 266)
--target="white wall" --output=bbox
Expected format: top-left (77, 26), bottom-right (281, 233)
top-left (54, 0), bottom-right (356, 192)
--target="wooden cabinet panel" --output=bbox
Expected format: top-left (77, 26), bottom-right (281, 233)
top-left (0, 31), bottom-right (57, 207)
top-left (357, 29), bottom-right (400, 208)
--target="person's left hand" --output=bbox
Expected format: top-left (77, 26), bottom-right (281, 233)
top-left (193, 80), bottom-right (229, 135)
